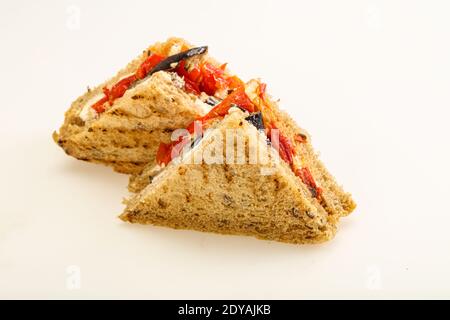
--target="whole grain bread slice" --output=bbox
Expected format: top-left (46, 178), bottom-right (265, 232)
top-left (121, 109), bottom-right (345, 244)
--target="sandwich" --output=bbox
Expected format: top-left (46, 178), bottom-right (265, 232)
top-left (121, 80), bottom-right (356, 244)
top-left (53, 38), bottom-right (244, 174)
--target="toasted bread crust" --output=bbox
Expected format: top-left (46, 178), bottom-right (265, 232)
top-left (121, 110), bottom-right (338, 244)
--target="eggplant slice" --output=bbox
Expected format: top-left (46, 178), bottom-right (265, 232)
top-left (245, 112), bottom-right (265, 131)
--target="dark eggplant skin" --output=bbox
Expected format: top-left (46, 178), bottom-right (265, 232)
top-left (148, 46), bottom-right (208, 77)
top-left (245, 112), bottom-right (265, 131)
top-left (205, 96), bottom-right (220, 106)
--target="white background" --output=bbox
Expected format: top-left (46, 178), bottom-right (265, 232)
top-left (1, 0), bottom-right (449, 299)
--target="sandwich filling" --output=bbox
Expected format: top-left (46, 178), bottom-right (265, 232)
top-left (80, 45), bottom-right (243, 121)
top-left (77, 42), bottom-right (322, 199)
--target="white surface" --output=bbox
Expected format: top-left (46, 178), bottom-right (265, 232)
top-left (1, 0), bottom-right (449, 299)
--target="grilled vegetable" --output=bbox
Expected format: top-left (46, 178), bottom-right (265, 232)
top-left (245, 112), bottom-right (265, 131)
top-left (145, 46), bottom-right (208, 78)
top-left (295, 167), bottom-right (322, 198)
top-left (135, 53), bottom-right (165, 79)
top-left (205, 96), bottom-right (220, 106)
top-left (198, 62), bottom-right (228, 95)
top-left (127, 46), bottom-right (207, 91)
top-left (202, 87), bottom-right (256, 121)
top-left (90, 48), bottom-right (207, 112)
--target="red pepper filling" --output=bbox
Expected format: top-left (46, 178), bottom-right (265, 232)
top-left (135, 54), bottom-right (165, 80)
top-left (156, 134), bottom-right (191, 167)
top-left (201, 87), bottom-right (256, 121)
top-left (175, 61), bottom-right (243, 96)
top-left (268, 123), bottom-right (296, 165)
top-left (263, 94), bottom-right (321, 199)
top-left (104, 74), bottom-right (137, 105)
top-left (89, 53), bottom-right (165, 112)
top-left (89, 50), bottom-right (242, 114)
top-left (91, 96), bottom-right (109, 113)
top-left (258, 82), bottom-right (267, 101)
top-left (156, 87), bottom-right (255, 166)
top-left (174, 60), bottom-right (201, 94)
top-left (295, 167), bottom-right (323, 199)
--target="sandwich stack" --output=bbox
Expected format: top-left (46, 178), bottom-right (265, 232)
top-left (54, 37), bottom-right (356, 244)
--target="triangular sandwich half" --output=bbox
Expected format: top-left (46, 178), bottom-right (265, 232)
top-left (121, 82), bottom-right (356, 244)
top-left (53, 37), bottom-right (243, 174)
top-left (129, 80), bottom-right (356, 218)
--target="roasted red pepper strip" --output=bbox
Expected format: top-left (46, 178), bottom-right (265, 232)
top-left (135, 53), bottom-right (165, 80)
top-left (175, 61), bottom-right (242, 96)
top-left (89, 53), bottom-right (165, 113)
top-left (175, 60), bottom-right (202, 94)
top-left (156, 142), bottom-right (173, 166)
top-left (186, 120), bottom-right (203, 135)
top-left (106, 74), bottom-right (137, 104)
top-left (258, 83), bottom-right (267, 100)
top-left (283, 135), bottom-right (295, 151)
top-left (201, 87), bottom-right (256, 121)
top-left (184, 78), bottom-right (201, 95)
top-left (156, 135), bottom-right (191, 166)
top-left (295, 167), bottom-right (322, 198)
top-left (175, 60), bottom-right (201, 82)
top-left (156, 121), bottom-right (202, 166)
top-left (279, 133), bottom-right (296, 161)
top-left (199, 63), bottom-right (228, 95)
top-left (277, 141), bottom-right (291, 164)
top-left (268, 123), bottom-right (296, 165)
top-left (91, 96), bottom-right (109, 113)
top-left (226, 75), bottom-right (245, 90)
top-left (268, 122), bottom-right (321, 198)
top-left (279, 141), bottom-right (293, 164)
